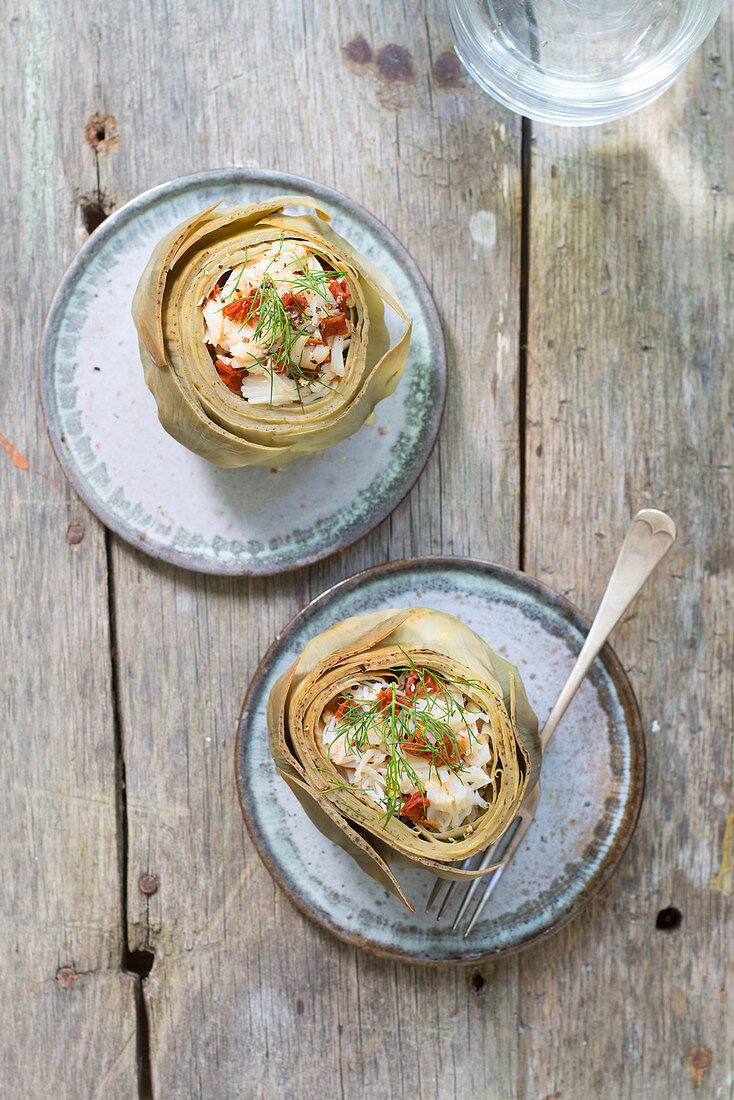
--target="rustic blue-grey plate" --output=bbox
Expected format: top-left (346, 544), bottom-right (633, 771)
top-left (39, 170), bottom-right (445, 575)
top-left (236, 557), bottom-right (646, 964)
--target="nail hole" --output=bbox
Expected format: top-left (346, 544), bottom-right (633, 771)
top-left (126, 949), bottom-right (155, 979)
top-left (433, 50), bottom-right (464, 88)
top-left (66, 520), bottom-right (84, 545)
top-left (470, 970), bottom-right (486, 994)
top-left (56, 966), bottom-right (76, 989)
top-left (84, 112), bottom-right (119, 151)
top-left (375, 44), bottom-right (415, 84)
top-left (138, 874), bottom-right (158, 896)
top-left (688, 1047), bottom-right (713, 1085)
top-left (343, 34), bottom-right (373, 66)
top-left (656, 906), bottom-right (682, 932)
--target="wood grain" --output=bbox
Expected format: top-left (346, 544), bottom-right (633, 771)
top-left (4, 0), bottom-right (732, 1095)
top-left (521, 11), bottom-right (734, 1099)
top-left (0, 0), bottom-right (138, 1094)
top-left (102, 1), bottom-right (523, 1097)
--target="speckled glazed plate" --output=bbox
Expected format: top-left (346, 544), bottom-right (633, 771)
top-left (236, 557), bottom-right (646, 964)
top-left (39, 170), bottom-right (445, 574)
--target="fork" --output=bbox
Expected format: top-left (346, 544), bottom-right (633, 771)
top-left (426, 508), bottom-right (677, 936)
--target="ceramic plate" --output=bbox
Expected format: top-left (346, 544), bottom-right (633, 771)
top-left (39, 170), bottom-right (445, 575)
top-left (236, 557), bottom-right (646, 964)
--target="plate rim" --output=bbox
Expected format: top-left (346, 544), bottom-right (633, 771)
top-left (235, 554), bottom-right (647, 966)
top-left (38, 167), bottom-right (447, 576)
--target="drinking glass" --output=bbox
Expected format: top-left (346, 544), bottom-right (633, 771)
top-left (448, 0), bottom-right (725, 125)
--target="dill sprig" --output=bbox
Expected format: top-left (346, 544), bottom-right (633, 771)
top-left (289, 264), bottom-right (346, 301)
top-left (326, 657), bottom-right (488, 827)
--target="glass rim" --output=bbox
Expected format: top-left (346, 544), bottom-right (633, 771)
top-left (449, 0), bottom-right (724, 106)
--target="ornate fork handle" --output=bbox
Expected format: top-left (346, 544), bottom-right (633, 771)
top-left (540, 508), bottom-right (677, 751)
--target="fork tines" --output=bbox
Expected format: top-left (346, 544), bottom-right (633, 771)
top-left (426, 816), bottom-right (527, 937)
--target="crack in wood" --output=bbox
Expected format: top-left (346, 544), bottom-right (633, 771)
top-left (519, 116), bottom-right (532, 572)
top-left (81, 115), bottom-right (116, 234)
top-left (106, 529), bottom-right (155, 1100)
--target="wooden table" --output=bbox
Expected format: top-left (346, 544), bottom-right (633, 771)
top-left (3, 2), bottom-right (732, 1097)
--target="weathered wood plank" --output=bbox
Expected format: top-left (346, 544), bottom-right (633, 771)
top-left (12, 0), bottom-right (730, 1095)
top-left (0, 0), bottom-right (138, 1095)
top-left (100, 0), bottom-right (524, 1095)
top-left (521, 13), bottom-right (734, 1099)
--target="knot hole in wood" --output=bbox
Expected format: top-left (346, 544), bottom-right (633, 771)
top-left (655, 906), bottom-right (682, 932)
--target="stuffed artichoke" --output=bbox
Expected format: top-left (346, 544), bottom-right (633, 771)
top-left (132, 196), bottom-right (411, 467)
top-left (267, 607), bottom-right (541, 910)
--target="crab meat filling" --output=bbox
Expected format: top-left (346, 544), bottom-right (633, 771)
top-left (200, 241), bottom-right (354, 406)
top-left (317, 670), bottom-right (495, 832)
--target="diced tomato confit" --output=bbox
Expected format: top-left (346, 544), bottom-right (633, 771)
top-left (439, 734), bottom-right (462, 766)
top-left (374, 686), bottom-right (415, 714)
top-left (215, 357), bottom-right (246, 393)
top-left (401, 791), bottom-right (430, 823)
top-left (376, 686), bottom-right (411, 712)
top-left (320, 314), bottom-right (349, 338)
top-left (328, 278), bottom-right (349, 303)
top-left (375, 688), bottom-right (396, 713)
top-left (222, 290), bottom-right (264, 324)
top-left (404, 670), bottom-right (439, 697)
top-left (334, 702), bottom-right (349, 722)
top-left (400, 728), bottom-right (462, 766)
top-left (280, 290), bottom-right (308, 311)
